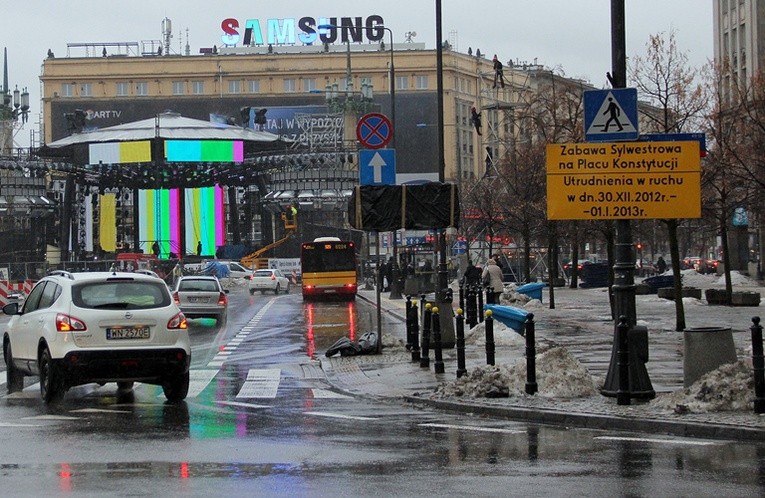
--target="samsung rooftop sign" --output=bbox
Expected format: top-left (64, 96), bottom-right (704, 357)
top-left (221, 15), bottom-right (386, 46)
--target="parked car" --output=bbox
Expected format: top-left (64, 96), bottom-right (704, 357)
top-left (563, 259), bottom-right (591, 277)
top-left (172, 275), bottom-right (229, 324)
top-left (2, 270), bottom-right (190, 404)
top-left (249, 269), bottom-right (291, 295)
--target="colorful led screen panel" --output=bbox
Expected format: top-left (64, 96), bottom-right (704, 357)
top-left (89, 141), bottom-right (151, 164)
top-left (137, 186), bottom-right (224, 257)
top-left (165, 140), bottom-right (244, 162)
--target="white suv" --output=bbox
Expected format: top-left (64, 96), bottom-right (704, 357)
top-left (2, 271), bottom-right (190, 404)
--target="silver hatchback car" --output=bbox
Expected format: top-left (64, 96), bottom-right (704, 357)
top-left (172, 275), bottom-right (229, 324)
top-left (2, 270), bottom-right (190, 404)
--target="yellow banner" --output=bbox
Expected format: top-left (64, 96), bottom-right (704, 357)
top-left (546, 141), bottom-right (701, 220)
top-left (99, 193), bottom-right (117, 251)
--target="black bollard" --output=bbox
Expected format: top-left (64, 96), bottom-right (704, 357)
top-left (485, 310), bottom-right (495, 366)
top-left (525, 313), bottom-right (537, 395)
top-left (432, 307), bottom-right (445, 374)
top-left (410, 299), bottom-right (421, 362)
top-left (477, 286), bottom-right (484, 323)
top-left (405, 295), bottom-right (414, 351)
top-left (752, 317), bottom-right (765, 414)
top-left (486, 286), bottom-right (494, 305)
top-left (466, 285), bottom-right (477, 329)
top-left (459, 281), bottom-right (465, 311)
top-left (616, 315), bottom-right (631, 406)
top-left (420, 303), bottom-right (432, 368)
top-left (456, 308), bottom-right (467, 378)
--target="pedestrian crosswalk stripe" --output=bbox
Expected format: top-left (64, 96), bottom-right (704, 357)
top-left (236, 368), bottom-right (281, 398)
top-left (215, 400), bottom-right (270, 409)
top-left (187, 369), bottom-right (219, 398)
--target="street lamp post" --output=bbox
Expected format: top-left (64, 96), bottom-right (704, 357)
top-left (318, 23), bottom-right (403, 299)
top-left (1, 47), bottom-right (31, 156)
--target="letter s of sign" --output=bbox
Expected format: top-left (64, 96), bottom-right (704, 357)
top-left (221, 18), bottom-right (241, 46)
top-left (298, 17), bottom-right (317, 44)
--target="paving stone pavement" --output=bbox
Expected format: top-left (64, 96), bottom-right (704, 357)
top-left (320, 282), bottom-right (765, 441)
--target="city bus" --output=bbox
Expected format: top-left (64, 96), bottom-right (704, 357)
top-left (300, 237), bottom-right (358, 300)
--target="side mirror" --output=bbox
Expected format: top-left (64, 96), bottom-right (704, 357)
top-left (2, 302), bottom-right (20, 315)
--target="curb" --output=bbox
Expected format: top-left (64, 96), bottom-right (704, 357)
top-left (403, 396), bottom-right (765, 441)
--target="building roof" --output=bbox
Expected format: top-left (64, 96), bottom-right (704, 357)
top-left (45, 111), bottom-right (283, 148)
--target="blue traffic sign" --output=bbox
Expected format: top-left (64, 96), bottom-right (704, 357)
top-left (452, 240), bottom-right (467, 255)
top-left (639, 133), bottom-right (707, 157)
top-left (584, 88), bottom-right (638, 142)
top-left (359, 149), bottom-right (396, 186)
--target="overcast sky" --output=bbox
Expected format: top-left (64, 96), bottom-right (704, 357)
top-left (3, 1), bottom-right (713, 147)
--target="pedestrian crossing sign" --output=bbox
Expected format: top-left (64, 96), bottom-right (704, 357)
top-left (584, 88), bottom-right (638, 142)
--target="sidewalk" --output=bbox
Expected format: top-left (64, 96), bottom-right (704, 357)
top-left (320, 279), bottom-right (765, 441)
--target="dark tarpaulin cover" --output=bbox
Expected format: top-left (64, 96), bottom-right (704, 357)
top-left (348, 183), bottom-right (460, 231)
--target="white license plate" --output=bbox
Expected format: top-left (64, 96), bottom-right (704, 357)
top-left (188, 297), bottom-right (209, 303)
top-left (106, 326), bottom-right (150, 340)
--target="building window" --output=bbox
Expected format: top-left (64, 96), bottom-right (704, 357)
top-left (116, 82), bottom-right (129, 96)
top-left (284, 78), bottom-right (297, 93)
top-left (191, 81), bottom-right (204, 94)
top-left (303, 78), bottom-right (317, 92)
top-left (395, 75), bottom-right (409, 90)
top-left (80, 83), bottom-right (92, 97)
top-left (172, 81), bottom-right (185, 95)
top-left (415, 75), bottom-right (428, 90)
top-left (135, 82), bottom-right (149, 96)
top-left (228, 80), bottom-right (241, 94)
top-left (247, 80), bottom-right (260, 93)
top-left (61, 83), bottom-right (75, 97)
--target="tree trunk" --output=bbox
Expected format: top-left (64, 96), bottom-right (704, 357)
top-left (570, 224), bottom-right (580, 289)
top-left (667, 220), bottom-right (686, 331)
top-left (720, 216), bottom-right (733, 300)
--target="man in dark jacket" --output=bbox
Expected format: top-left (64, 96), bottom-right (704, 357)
top-left (463, 260), bottom-right (482, 288)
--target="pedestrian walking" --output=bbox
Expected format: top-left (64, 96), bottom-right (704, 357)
top-left (482, 258), bottom-right (504, 304)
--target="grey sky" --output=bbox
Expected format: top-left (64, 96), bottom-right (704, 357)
top-left (3, 1), bottom-right (713, 146)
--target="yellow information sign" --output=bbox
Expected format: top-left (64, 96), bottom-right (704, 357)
top-left (546, 141), bottom-right (701, 220)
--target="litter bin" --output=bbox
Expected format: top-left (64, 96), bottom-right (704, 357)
top-left (683, 327), bottom-right (737, 387)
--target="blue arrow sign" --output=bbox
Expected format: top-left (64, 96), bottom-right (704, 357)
top-left (359, 149), bottom-right (396, 185)
top-left (584, 88), bottom-right (639, 142)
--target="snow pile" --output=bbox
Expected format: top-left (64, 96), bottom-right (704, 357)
top-left (652, 359), bottom-right (754, 413)
top-left (432, 347), bottom-right (596, 399)
top-left (499, 284), bottom-right (531, 306)
top-left (464, 320), bottom-right (526, 347)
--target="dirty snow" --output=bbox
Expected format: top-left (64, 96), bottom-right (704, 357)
top-left (435, 269), bottom-right (764, 409)
top-left (432, 347), bottom-right (596, 399)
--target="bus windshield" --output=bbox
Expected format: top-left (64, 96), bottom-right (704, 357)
top-left (301, 242), bottom-right (356, 272)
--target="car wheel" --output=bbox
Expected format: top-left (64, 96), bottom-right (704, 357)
top-left (117, 381), bottom-right (134, 391)
top-left (40, 348), bottom-right (65, 404)
top-left (249, 288), bottom-right (255, 295)
top-left (162, 371), bottom-right (190, 402)
top-left (274, 283), bottom-right (281, 294)
top-left (5, 341), bottom-right (24, 394)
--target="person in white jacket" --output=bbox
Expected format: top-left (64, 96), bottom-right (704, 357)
top-left (482, 258), bottom-right (504, 304)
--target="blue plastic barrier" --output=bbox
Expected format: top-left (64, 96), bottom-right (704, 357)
top-left (517, 282), bottom-right (545, 302)
top-left (483, 304), bottom-right (528, 334)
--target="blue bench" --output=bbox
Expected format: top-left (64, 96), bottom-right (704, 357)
top-left (483, 304), bottom-right (529, 334)
top-left (517, 282), bottom-right (546, 302)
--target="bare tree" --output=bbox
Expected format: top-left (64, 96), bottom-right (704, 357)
top-left (629, 29), bottom-right (709, 330)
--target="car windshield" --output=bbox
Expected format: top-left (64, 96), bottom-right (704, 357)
top-left (254, 271), bottom-right (274, 278)
top-left (72, 281), bottom-right (171, 309)
top-left (178, 279), bottom-right (220, 292)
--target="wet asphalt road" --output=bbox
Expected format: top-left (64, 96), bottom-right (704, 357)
top-left (0, 287), bottom-right (763, 496)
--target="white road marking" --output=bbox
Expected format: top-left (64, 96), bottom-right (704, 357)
top-left (215, 400), bottom-right (270, 409)
top-left (23, 415), bottom-right (81, 421)
top-left (419, 423), bottom-right (526, 434)
top-left (305, 411), bottom-right (378, 421)
top-left (236, 368), bottom-right (281, 399)
top-left (70, 408), bottom-right (132, 414)
top-left (311, 389), bottom-right (352, 399)
top-left (0, 422), bottom-right (44, 428)
top-left (187, 369), bottom-right (219, 398)
top-left (594, 436), bottom-right (719, 446)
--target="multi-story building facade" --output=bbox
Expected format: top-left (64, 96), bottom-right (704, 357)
top-left (38, 21), bottom-right (528, 258)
